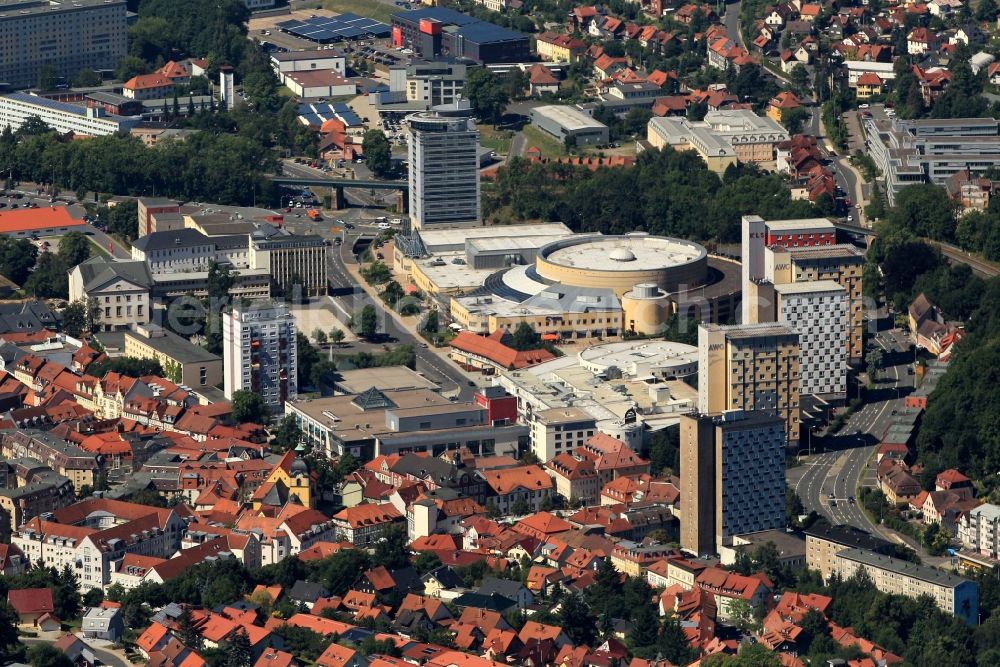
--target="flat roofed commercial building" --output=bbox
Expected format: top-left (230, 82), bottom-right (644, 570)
top-left (391, 7), bottom-right (530, 63)
top-left (865, 116), bottom-right (1000, 205)
top-left (529, 105), bottom-right (609, 146)
top-left (698, 322), bottom-right (801, 444)
top-left (833, 547), bottom-right (978, 624)
top-left (285, 387), bottom-right (527, 461)
top-left (124, 324), bottom-right (222, 389)
top-left (0, 0), bottom-right (127, 90)
top-left (252, 234), bottom-right (328, 298)
top-left (0, 93), bottom-right (140, 136)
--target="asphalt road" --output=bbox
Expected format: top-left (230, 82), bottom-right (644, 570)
top-left (326, 236), bottom-right (478, 401)
top-left (789, 324), bottom-right (917, 543)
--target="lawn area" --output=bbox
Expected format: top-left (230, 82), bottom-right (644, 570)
top-left (323, 0), bottom-right (396, 23)
top-left (521, 125), bottom-right (568, 158)
top-left (478, 126), bottom-right (514, 155)
top-left (88, 238), bottom-right (111, 258)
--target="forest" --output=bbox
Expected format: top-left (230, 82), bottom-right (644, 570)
top-left (484, 151), bottom-right (821, 243)
top-left (867, 184), bottom-right (1000, 486)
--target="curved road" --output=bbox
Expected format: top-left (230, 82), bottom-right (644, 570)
top-left (327, 238), bottom-right (478, 401)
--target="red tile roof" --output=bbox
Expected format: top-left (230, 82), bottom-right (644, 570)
top-left (450, 331), bottom-right (555, 370)
top-left (0, 206), bottom-right (85, 234)
top-left (7, 588), bottom-right (54, 616)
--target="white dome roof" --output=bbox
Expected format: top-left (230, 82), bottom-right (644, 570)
top-left (609, 247), bottom-right (636, 262)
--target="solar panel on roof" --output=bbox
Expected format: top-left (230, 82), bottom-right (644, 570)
top-left (278, 14), bottom-right (389, 42)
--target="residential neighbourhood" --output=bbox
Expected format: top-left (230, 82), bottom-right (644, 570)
top-left (0, 0), bottom-right (997, 665)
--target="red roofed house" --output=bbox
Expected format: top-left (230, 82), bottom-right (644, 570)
top-left (526, 64), bottom-right (559, 97)
top-left (158, 61), bottom-right (191, 85)
top-left (575, 432), bottom-right (649, 485)
top-left (123, 73), bottom-right (177, 100)
top-left (907, 28), bottom-right (938, 55)
top-left (481, 465), bottom-right (554, 515)
top-left (8, 588), bottom-right (54, 626)
top-left (856, 72), bottom-right (884, 99)
top-left (332, 503), bottom-right (403, 547)
top-left (695, 567), bottom-right (772, 621)
top-left (767, 91), bottom-right (802, 122)
top-left (316, 643), bottom-right (365, 667)
top-left (449, 330), bottom-right (555, 373)
top-left (544, 453), bottom-right (600, 506)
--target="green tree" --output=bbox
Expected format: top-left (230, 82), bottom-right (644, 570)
top-left (72, 69), bottom-right (102, 88)
top-left (976, 0), bottom-right (998, 20)
top-left (421, 309), bottom-right (439, 335)
top-left (231, 389), bottom-right (270, 425)
top-left (23, 253), bottom-right (69, 299)
top-left (381, 280), bottom-right (405, 307)
top-left (37, 64), bottom-right (59, 92)
top-left (61, 301), bottom-right (89, 339)
top-left (362, 129), bottom-right (392, 178)
top-left (177, 605), bottom-right (202, 650)
top-left (58, 231), bottom-right (91, 268)
top-left (271, 415), bottom-right (302, 452)
top-left (559, 594), bottom-right (596, 646)
top-left (414, 551), bottom-right (442, 575)
top-left (511, 497), bottom-right (530, 515)
top-left (358, 304), bottom-right (378, 340)
top-left (781, 106), bottom-right (810, 134)
top-left (728, 597), bottom-right (756, 632)
top-left (296, 332), bottom-right (319, 391)
top-left (628, 602), bottom-right (660, 651)
top-left (0, 237), bottom-right (38, 285)
top-left (510, 321), bottom-right (539, 350)
top-left (866, 347), bottom-right (884, 385)
top-left (329, 328), bottom-right (345, 345)
top-left (225, 627), bottom-right (251, 667)
top-left (0, 601), bottom-right (20, 657)
top-left (659, 612), bottom-right (696, 665)
top-left (374, 526), bottom-right (411, 570)
top-left (312, 328), bottom-right (328, 344)
top-left (464, 68), bottom-right (510, 125)
top-left (506, 68), bottom-right (528, 99)
top-left (310, 360), bottom-right (338, 391)
top-left (27, 644), bottom-right (72, 667)
top-left (789, 65), bottom-right (811, 92)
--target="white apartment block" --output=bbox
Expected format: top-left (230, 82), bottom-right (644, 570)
top-left (0, 93), bottom-right (140, 136)
top-left (529, 407), bottom-right (598, 462)
top-left (0, 0), bottom-right (127, 90)
top-left (13, 508), bottom-right (187, 593)
top-left (959, 504), bottom-right (1000, 559)
top-left (832, 547), bottom-right (979, 624)
top-left (774, 280), bottom-right (848, 397)
top-left (407, 102), bottom-right (481, 228)
top-left (223, 303), bottom-right (298, 411)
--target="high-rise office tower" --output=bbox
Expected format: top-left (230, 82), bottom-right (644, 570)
top-left (766, 244), bottom-right (865, 361)
top-left (741, 215), bottom-right (836, 323)
top-left (223, 303), bottom-right (297, 411)
top-left (680, 410), bottom-right (787, 555)
top-left (407, 100), bottom-right (480, 229)
top-left (698, 322), bottom-right (800, 444)
top-left (744, 280), bottom-right (849, 399)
